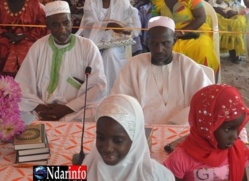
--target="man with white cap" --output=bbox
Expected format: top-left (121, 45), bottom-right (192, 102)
top-left (15, 1), bottom-right (107, 123)
top-left (111, 16), bottom-right (212, 125)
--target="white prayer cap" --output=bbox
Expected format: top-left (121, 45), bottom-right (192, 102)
top-left (148, 16), bottom-right (175, 32)
top-left (45, 1), bottom-right (70, 17)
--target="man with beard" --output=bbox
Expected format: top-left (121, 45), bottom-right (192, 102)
top-left (15, 1), bottom-right (107, 123)
top-left (111, 16), bottom-right (212, 125)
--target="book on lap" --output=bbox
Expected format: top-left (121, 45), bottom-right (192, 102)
top-left (13, 124), bottom-right (46, 150)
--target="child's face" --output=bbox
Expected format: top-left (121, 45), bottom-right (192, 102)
top-left (96, 117), bottom-right (132, 165)
top-left (214, 113), bottom-right (245, 149)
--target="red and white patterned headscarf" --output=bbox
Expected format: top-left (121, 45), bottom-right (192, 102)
top-left (182, 84), bottom-right (249, 181)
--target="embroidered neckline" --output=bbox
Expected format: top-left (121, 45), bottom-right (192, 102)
top-left (4, 0), bottom-right (29, 17)
top-left (47, 34), bottom-right (76, 99)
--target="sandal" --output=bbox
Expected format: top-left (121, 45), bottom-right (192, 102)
top-left (231, 56), bottom-right (241, 64)
top-left (229, 50), bottom-right (241, 64)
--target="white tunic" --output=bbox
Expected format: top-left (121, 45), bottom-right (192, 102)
top-left (111, 52), bottom-right (212, 125)
top-left (15, 34), bottom-right (107, 123)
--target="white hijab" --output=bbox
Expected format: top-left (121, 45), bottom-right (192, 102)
top-left (83, 94), bottom-right (175, 181)
top-left (76, 0), bottom-right (140, 43)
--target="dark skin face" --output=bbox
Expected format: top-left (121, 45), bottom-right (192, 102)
top-left (96, 117), bottom-right (132, 166)
top-left (147, 27), bottom-right (176, 65)
top-left (214, 113), bottom-right (245, 150)
top-left (102, 0), bottom-right (110, 9)
top-left (46, 13), bottom-right (72, 45)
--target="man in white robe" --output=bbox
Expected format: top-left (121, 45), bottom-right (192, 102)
top-left (15, 1), bottom-right (107, 123)
top-left (111, 16), bottom-right (212, 125)
top-left (76, 0), bottom-right (141, 94)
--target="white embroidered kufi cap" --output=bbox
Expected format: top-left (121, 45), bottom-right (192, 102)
top-left (148, 16), bottom-right (175, 32)
top-left (45, 1), bottom-right (70, 17)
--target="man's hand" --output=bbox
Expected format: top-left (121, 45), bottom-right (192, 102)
top-left (3, 32), bottom-right (16, 40)
top-left (3, 32), bottom-right (26, 44)
top-left (34, 104), bottom-right (74, 121)
top-left (11, 34), bottom-right (26, 44)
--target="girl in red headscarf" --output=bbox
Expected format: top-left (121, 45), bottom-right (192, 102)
top-left (164, 84), bottom-right (249, 181)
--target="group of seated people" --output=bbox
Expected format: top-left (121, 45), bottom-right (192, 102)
top-left (205, 0), bottom-right (249, 63)
top-left (2, 0), bottom-right (249, 82)
top-left (16, 0), bottom-right (213, 125)
top-left (137, 0), bottom-right (249, 65)
top-left (1, 0), bottom-right (249, 180)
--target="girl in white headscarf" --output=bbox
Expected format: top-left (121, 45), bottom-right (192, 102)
top-left (83, 94), bottom-right (175, 181)
top-left (76, 0), bottom-right (141, 94)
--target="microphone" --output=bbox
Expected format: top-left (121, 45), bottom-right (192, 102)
top-left (72, 66), bottom-right (92, 165)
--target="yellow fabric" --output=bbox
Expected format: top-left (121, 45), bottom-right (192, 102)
top-left (152, 0), bottom-right (219, 74)
top-left (217, 13), bottom-right (246, 56)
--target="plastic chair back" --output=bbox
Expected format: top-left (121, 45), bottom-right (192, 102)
top-left (203, 0), bottom-right (221, 83)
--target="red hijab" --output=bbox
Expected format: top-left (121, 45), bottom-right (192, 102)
top-left (182, 84), bottom-right (249, 181)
